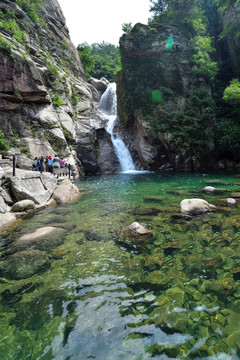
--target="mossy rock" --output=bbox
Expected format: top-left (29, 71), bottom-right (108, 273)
top-left (166, 287), bottom-right (185, 305)
top-left (143, 196), bottom-right (164, 203)
top-left (0, 250), bottom-right (51, 279)
top-left (226, 330), bottom-right (240, 350)
top-left (144, 253), bottom-right (163, 271)
top-left (143, 270), bottom-right (172, 288)
top-left (133, 206), bottom-right (162, 216)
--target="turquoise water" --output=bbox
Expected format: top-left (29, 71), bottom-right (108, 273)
top-left (1, 172), bottom-right (240, 359)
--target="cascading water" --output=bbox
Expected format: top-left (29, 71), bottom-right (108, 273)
top-left (100, 83), bottom-right (136, 173)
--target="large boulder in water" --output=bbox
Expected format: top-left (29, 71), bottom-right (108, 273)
top-left (120, 222), bottom-right (153, 248)
top-left (53, 179), bottom-right (81, 204)
top-left (180, 198), bottom-right (217, 215)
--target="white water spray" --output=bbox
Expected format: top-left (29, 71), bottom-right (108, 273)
top-left (100, 83), bottom-right (136, 173)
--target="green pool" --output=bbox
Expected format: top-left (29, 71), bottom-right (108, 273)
top-left (1, 172), bottom-right (240, 360)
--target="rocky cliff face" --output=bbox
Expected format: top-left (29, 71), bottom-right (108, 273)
top-left (117, 6), bottom-right (240, 172)
top-left (118, 23), bottom-right (205, 171)
top-left (0, 0), bottom-right (117, 176)
top-left (220, 3), bottom-right (240, 77)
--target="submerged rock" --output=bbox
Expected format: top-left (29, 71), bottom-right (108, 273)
top-left (133, 206), bottom-right (162, 216)
top-left (180, 198), bottom-right (217, 216)
top-left (120, 222), bottom-right (153, 248)
top-left (201, 186), bottom-right (226, 194)
top-left (214, 198), bottom-right (236, 207)
top-left (0, 250), bottom-right (51, 279)
top-left (17, 226), bottom-right (65, 244)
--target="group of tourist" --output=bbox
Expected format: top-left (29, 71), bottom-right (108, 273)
top-left (33, 154), bottom-right (66, 173)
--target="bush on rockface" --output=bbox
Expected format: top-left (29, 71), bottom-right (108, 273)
top-left (0, 130), bottom-right (10, 152)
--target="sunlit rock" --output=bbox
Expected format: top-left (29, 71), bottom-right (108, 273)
top-left (0, 194), bottom-right (8, 214)
top-left (0, 166), bottom-right (5, 180)
top-left (201, 186), bottom-right (226, 194)
top-left (0, 213), bottom-right (19, 232)
top-left (120, 222), bottom-right (153, 248)
top-left (180, 198), bottom-right (217, 215)
top-left (9, 172), bottom-right (57, 205)
top-left (53, 179), bottom-right (81, 204)
top-left (88, 77), bottom-right (109, 93)
top-left (12, 199), bottom-right (35, 212)
top-left (17, 226), bottom-right (64, 243)
top-left (214, 198), bottom-right (236, 207)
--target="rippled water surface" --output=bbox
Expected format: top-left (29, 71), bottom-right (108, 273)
top-left (1, 172), bottom-right (240, 360)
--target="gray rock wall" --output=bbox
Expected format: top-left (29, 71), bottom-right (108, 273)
top-left (0, 0), bottom-right (116, 176)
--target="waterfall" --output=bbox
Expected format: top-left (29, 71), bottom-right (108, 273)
top-left (100, 83), bottom-right (136, 173)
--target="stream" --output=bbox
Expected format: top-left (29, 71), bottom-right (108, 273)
top-left (1, 172), bottom-right (240, 359)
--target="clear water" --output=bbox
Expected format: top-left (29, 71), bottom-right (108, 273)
top-left (1, 172), bottom-right (240, 360)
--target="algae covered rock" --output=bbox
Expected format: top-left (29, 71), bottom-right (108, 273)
top-left (120, 222), bottom-right (153, 248)
top-left (166, 287), bottom-right (185, 305)
top-left (180, 198), bottom-right (217, 215)
top-left (0, 250), bottom-right (51, 279)
top-left (133, 206), bottom-right (161, 216)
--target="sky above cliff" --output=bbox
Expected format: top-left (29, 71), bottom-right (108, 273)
top-left (57, 0), bottom-right (151, 46)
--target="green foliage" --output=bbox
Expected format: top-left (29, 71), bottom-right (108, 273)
top-left (15, 0), bottom-right (45, 23)
top-left (20, 147), bottom-right (29, 155)
top-left (77, 42), bottom-right (95, 75)
top-left (219, 21), bottom-right (236, 40)
top-left (45, 57), bottom-right (59, 79)
top-left (0, 34), bottom-right (11, 53)
top-left (71, 84), bottom-right (79, 106)
top-left (122, 23), bottom-right (133, 34)
top-left (0, 9), bottom-right (25, 43)
top-left (215, 117), bottom-right (240, 154)
top-left (52, 93), bottom-right (64, 107)
top-left (191, 36), bottom-right (218, 80)
top-left (148, 88), bottom-right (216, 156)
top-left (223, 79), bottom-right (240, 105)
top-left (77, 42), bottom-right (121, 82)
top-left (0, 130), bottom-right (10, 152)
top-left (149, 0), bottom-right (199, 24)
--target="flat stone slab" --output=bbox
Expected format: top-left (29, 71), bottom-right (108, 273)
top-left (9, 172), bottom-right (57, 205)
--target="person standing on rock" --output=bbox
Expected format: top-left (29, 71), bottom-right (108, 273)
top-left (36, 157), bottom-right (41, 171)
top-left (45, 156), bottom-right (49, 172)
top-left (60, 157), bottom-right (65, 168)
top-left (48, 155), bottom-right (53, 173)
top-left (53, 155), bottom-right (60, 169)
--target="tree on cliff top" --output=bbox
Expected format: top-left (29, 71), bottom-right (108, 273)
top-left (77, 42), bottom-right (121, 82)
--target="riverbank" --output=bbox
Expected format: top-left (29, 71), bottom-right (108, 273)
top-left (0, 166), bottom-right (81, 233)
